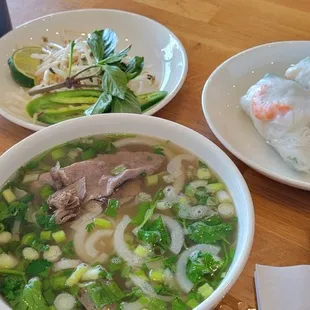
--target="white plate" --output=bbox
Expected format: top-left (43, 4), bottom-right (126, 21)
top-left (202, 41), bottom-right (310, 190)
top-left (0, 9), bottom-right (188, 131)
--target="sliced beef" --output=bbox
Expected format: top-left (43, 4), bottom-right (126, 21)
top-left (47, 177), bottom-right (86, 224)
top-left (40, 151), bottom-right (164, 202)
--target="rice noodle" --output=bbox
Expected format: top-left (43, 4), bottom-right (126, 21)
top-left (113, 138), bottom-right (174, 159)
top-left (176, 244), bottom-right (221, 293)
top-left (129, 275), bottom-right (174, 301)
top-left (53, 259), bottom-right (81, 272)
top-left (113, 215), bottom-right (144, 267)
top-left (73, 219), bottom-right (92, 262)
top-left (167, 154), bottom-right (196, 193)
top-left (85, 229), bottom-right (113, 258)
top-left (153, 214), bottom-right (184, 254)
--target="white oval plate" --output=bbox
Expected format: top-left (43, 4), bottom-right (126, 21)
top-left (202, 41), bottom-right (310, 190)
top-left (0, 9), bottom-right (188, 131)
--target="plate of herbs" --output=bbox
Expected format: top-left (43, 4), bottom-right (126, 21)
top-left (0, 9), bottom-right (188, 131)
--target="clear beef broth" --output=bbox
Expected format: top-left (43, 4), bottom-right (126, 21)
top-left (0, 134), bottom-right (238, 310)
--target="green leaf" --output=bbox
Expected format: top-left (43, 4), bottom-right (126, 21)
top-left (0, 274), bottom-right (25, 308)
top-left (107, 255), bottom-right (124, 273)
top-left (186, 251), bottom-right (222, 284)
top-left (187, 221), bottom-right (235, 244)
top-left (131, 202), bottom-right (151, 226)
top-left (104, 199), bottom-right (120, 218)
top-left (139, 296), bottom-right (167, 310)
top-left (87, 29), bottom-right (118, 62)
top-left (172, 297), bottom-right (188, 310)
top-left (81, 280), bottom-right (124, 307)
top-left (102, 65), bottom-right (127, 99)
top-left (163, 256), bottom-right (177, 272)
top-left (35, 203), bottom-right (59, 231)
top-left (62, 241), bottom-right (75, 258)
top-left (100, 45), bottom-right (132, 65)
top-left (137, 216), bottom-right (170, 250)
top-left (124, 56), bottom-right (144, 80)
top-left (133, 189), bottom-right (164, 231)
top-left (111, 88), bottom-right (141, 114)
top-left (0, 202), bottom-right (9, 221)
top-left (19, 277), bottom-right (49, 310)
top-left (68, 40), bottom-right (76, 77)
top-left (86, 222), bottom-right (95, 233)
top-left (84, 92), bottom-right (112, 115)
top-left (153, 145), bottom-right (165, 156)
top-left (26, 259), bottom-right (52, 277)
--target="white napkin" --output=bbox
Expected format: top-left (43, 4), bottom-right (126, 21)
top-left (255, 264), bottom-right (310, 310)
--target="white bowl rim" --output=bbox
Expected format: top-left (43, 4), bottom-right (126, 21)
top-left (202, 40), bottom-right (310, 190)
top-left (0, 8), bottom-right (188, 131)
top-left (0, 114), bottom-right (254, 309)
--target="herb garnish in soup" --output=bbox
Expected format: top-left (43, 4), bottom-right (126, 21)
top-left (0, 135), bottom-right (237, 310)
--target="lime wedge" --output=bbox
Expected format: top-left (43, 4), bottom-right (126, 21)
top-left (8, 46), bottom-right (43, 88)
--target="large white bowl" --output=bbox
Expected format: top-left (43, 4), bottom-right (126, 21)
top-left (202, 41), bottom-right (310, 190)
top-left (0, 114), bottom-right (254, 310)
top-left (0, 9), bottom-right (188, 131)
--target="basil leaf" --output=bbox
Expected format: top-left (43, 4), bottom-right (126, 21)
top-left (102, 65), bottom-right (127, 99)
top-left (124, 56), bottom-right (144, 80)
top-left (100, 45), bottom-right (132, 65)
top-left (111, 89), bottom-right (141, 114)
top-left (84, 92), bottom-right (112, 115)
top-left (87, 29), bottom-right (118, 62)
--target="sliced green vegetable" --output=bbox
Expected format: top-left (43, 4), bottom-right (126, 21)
top-left (39, 185), bottom-right (54, 200)
top-left (2, 188), bottom-right (16, 203)
top-left (104, 199), bottom-right (120, 218)
top-left (62, 241), bottom-right (75, 258)
top-left (40, 231), bottom-right (52, 241)
top-left (110, 164), bottom-right (126, 176)
top-left (22, 232), bottom-right (36, 246)
top-left (137, 91), bottom-right (168, 111)
top-left (84, 92), bottom-right (113, 115)
top-left (52, 230), bottom-right (66, 243)
top-left (66, 263), bottom-right (89, 287)
top-left (145, 174), bottom-right (159, 187)
top-left (94, 218), bottom-right (112, 229)
top-left (81, 147), bottom-right (97, 160)
top-left (51, 148), bottom-right (65, 161)
top-left (198, 282), bottom-right (214, 299)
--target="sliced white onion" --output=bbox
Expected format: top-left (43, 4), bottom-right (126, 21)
top-left (113, 138), bottom-right (174, 159)
top-left (114, 215), bottom-right (144, 266)
top-left (216, 190), bottom-right (232, 204)
top-left (73, 220), bottom-right (92, 262)
top-left (167, 154), bottom-right (196, 177)
top-left (218, 203), bottom-right (235, 219)
top-left (129, 274), bottom-right (173, 301)
top-left (176, 244), bottom-right (221, 293)
top-left (173, 173), bottom-right (186, 194)
top-left (85, 229), bottom-right (113, 258)
top-left (91, 252), bottom-right (109, 264)
top-left (153, 214), bottom-right (184, 254)
top-left (11, 220), bottom-right (21, 241)
top-left (163, 186), bottom-right (178, 202)
top-left (163, 268), bottom-right (177, 289)
top-left (178, 205), bottom-right (214, 220)
top-left (121, 300), bottom-right (144, 310)
top-left (54, 293), bottom-right (76, 310)
top-left (53, 259), bottom-right (82, 272)
top-left (13, 188), bottom-right (28, 199)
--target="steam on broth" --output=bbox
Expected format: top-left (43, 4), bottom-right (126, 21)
top-left (0, 134), bottom-right (237, 310)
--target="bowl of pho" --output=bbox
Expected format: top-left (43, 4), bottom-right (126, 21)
top-left (0, 114), bottom-right (254, 310)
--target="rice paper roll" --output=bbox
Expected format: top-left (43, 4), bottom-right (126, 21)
top-left (240, 74), bottom-right (310, 173)
top-left (285, 57), bottom-right (310, 89)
